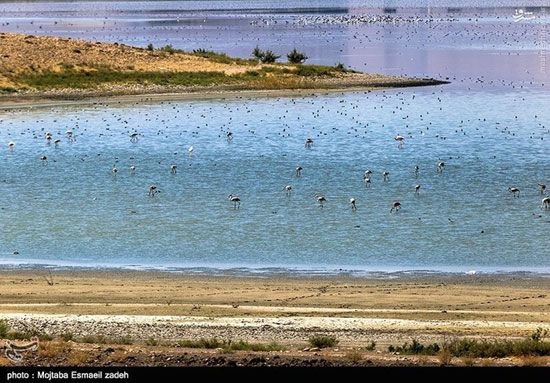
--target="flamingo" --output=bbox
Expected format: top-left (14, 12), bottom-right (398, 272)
top-left (130, 133), bottom-right (139, 142)
top-left (383, 171), bottom-right (389, 181)
top-left (508, 187), bottom-right (520, 197)
top-left (129, 165), bottom-right (136, 173)
top-left (112, 165), bottom-right (118, 175)
top-left (349, 198), bottom-right (357, 211)
top-left (415, 184), bottom-right (421, 194)
top-left (40, 155), bottom-right (48, 162)
top-left (305, 138), bottom-right (314, 148)
top-left (394, 134), bottom-right (404, 148)
top-left (364, 169), bottom-right (372, 178)
top-left (54, 139), bottom-right (61, 147)
top-left (315, 194), bottom-right (326, 207)
top-left (390, 201), bottom-right (401, 213)
top-left (414, 165), bottom-right (419, 177)
top-left (283, 185), bottom-right (293, 196)
top-left (543, 197), bottom-right (550, 210)
top-left (538, 183), bottom-right (546, 195)
top-left (188, 146), bottom-right (194, 156)
top-left (228, 194), bottom-right (240, 209)
top-left (7, 141), bottom-right (15, 151)
top-left (437, 161), bottom-right (445, 173)
top-left (148, 184), bottom-right (158, 197)
top-left (363, 176), bottom-right (371, 188)
top-left (295, 165), bottom-right (303, 177)
top-left (66, 129), bottom-right (73, 140)
top-left (227, 132), bottom-right (233, 142)
top-left (170, 164), bottom-right (177, 174)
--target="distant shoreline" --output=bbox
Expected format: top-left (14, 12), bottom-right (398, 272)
top-left (0, 32), bottom-right (448, 109)
top-left (0, 82), bottom-right (446, 110)
top-left (0, 264), bottom-right (547, 279)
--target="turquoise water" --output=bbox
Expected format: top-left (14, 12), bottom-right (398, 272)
top-left (0, 1), bottom-right (548, 273)
top-left (0, 87), bottom-right (548, 272)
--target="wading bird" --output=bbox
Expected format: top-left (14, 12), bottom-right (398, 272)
top-left (390, 201), bottom-right (401, 213)
top-left (305, 138), bottom-right (314, 148)
top-left (315, 194), bottom-right (326, 207)
top-left (283, 185), bottom-right (293, 196)
top-left (228, 194), bottom-right (241, 209)
top-left (148, 184), bottom-right (158, 197)
top-left (508, 187), bottom-right (520, 197)
top-left (394, 134), bottom-right (404, 148)
top-left (349, 198), bottom-right (357, 211)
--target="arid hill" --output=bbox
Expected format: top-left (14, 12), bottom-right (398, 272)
top-left (0, 33), bottom-right (447, 100)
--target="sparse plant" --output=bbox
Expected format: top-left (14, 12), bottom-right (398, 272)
top-left (146, 43), bottom-right (154, 51)
top-left (61, 332), bottom-right (74, 342)
top-left (38, 341), bottom-right (71, 358)
top-left (145, 338), bottom-right (159, 346)
top-left (287, 48), bottom-right (308, 64)
top-left (438, 347), bottom-right (453, 365)
top-left (529, 328), bottom-right (548, 342)
top-left (344, 349), bottom-right (362, 362)
top-left (364, 341), bottom-right (376, 351)
top-left (0, 320), bottom-right (9, 337)
top-left (252, 46), bottom-right (264, 61)
top-left (388, 339), bottom-right (440, 355)
top-left (308, 334), bottom-right (338, 349)
top-left (335, 62), bottom-right (347, 72)
top-left (260, 50), bottom-right (280, 64)
top-left (160, 44), bottom-right (178, 54)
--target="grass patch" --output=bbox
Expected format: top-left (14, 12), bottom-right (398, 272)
top-left (308, 335), bottom-right (338, 349)
top-left (388, 339), bottom-right (441, 355)
top-left (446, 338), bottom-right (550, 358)
top-left (38, 341), bottom-right (71, 358)
top-left (388, 330), bottom-right (550, 358)
top-left (177, 338), bottom-right (284, 351)
top-left (16, 68), bottom-right (236, 89)
top-left (0, 320), bottom-right (8, 338)
top-left (191, 49), bottom-right (255, 65)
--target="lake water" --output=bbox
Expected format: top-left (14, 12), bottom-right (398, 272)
top-left (0, 1), bottom-right (548, 274)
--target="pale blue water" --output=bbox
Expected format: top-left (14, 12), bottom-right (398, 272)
top-left (0, 1), bottom-right (548, 273)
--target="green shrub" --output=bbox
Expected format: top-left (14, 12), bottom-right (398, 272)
top-left (260, 50), bottom-right (280, 64)
top-left (308, 335), bottom-right (338, 349)
top-left (178, 338), bottom-right (224, 349)
top-left (252, 46), bottom-right (264, 61)
top-left (0, 320), bottom-right (9, 337)
top-left (146, 43), bottom-right (154, 51)
top-left (287, 48), bottom-right (308, 64)
top-left (145, 338), bottom-right (159, 346)
top-left (388, 339), bottom-right (440, 355)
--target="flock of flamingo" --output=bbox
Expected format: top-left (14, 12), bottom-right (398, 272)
top-left (4, 130), bottom-right (549, 213)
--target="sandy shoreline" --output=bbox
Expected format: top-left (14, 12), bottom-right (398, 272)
top-left (0, 268), bottom-right (548, 366)
top-left (0, 83), bottom-right (443, 111)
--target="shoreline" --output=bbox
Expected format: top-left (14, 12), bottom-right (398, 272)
top-left (0, 264), bottom-right (548, 279)
top-left (0, 268), bottom-right (548, 366)
top-left (0, 82), bottom-right (447, 111)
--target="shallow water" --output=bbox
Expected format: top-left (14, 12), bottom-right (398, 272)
top-left (0, 86), bottom-right (548, 272)
top-left (0, 1), bottom-right (548, 273)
